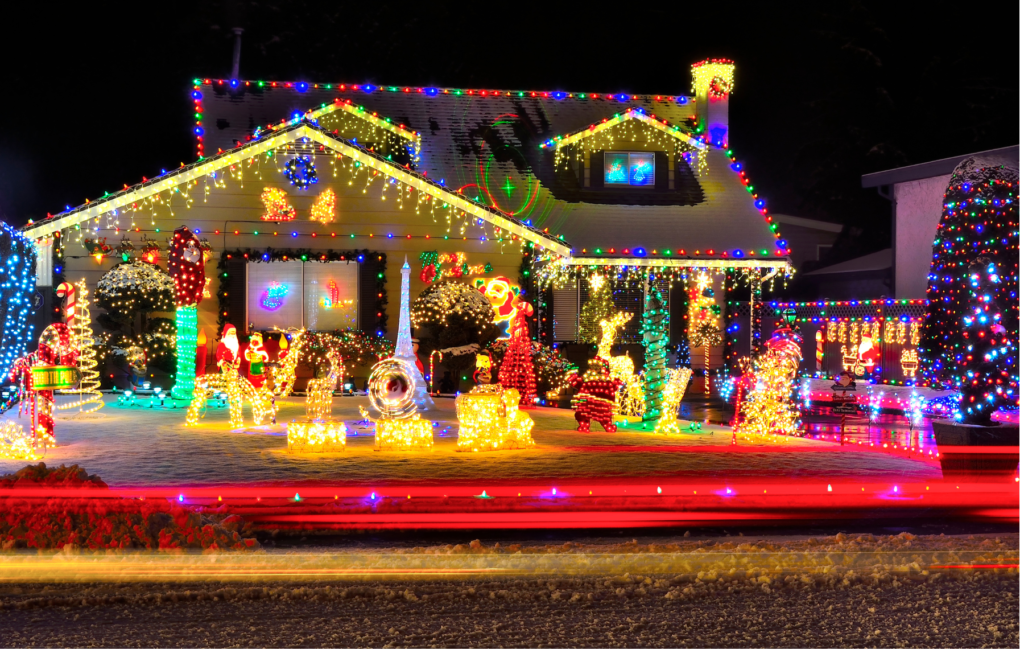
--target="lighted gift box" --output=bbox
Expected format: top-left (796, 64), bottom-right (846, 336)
top-left (287, 420), bottom-right (347, 453)
top-left (455, 385), bottom-right (535, 452)
top-left (374, 414), bottom-right (433, 451)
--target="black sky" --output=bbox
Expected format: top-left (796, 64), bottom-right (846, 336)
top-left (0, 1), bottom-right (1017, 266)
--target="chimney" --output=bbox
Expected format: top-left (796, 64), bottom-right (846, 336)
top-left (691, 59), bottom-right (735, 148)
top-left (230, 28), bottom-right (244, 79)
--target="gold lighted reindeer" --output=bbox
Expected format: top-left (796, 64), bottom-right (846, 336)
top-left (597, 312), bottom-right (645, 417)
top-left (305, 351), bottom-right (344, 420)
top-left (268, 328), bottom-right (305, 396)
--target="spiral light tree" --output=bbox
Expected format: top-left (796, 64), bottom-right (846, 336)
top-left (54, 279), bottom-right (103, 415)
top-left (168, 226), bottom-right (206, 400)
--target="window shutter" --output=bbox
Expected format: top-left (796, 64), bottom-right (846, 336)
top-left (655, 152), bottom-right (669, 190)
top-left (590, 152), bottom-right (604, 188)
top-left (226, 258), bottom-right (248, 333)
top-left (552, 281), bottom-right (579, 342)
top-left (669, 280), bottom-right (685, 347)
top-left (358, 256), bottom-right (380, 334)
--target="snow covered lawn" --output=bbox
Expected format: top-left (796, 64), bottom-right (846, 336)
top-left (0, 395), bottom-right (941, 486)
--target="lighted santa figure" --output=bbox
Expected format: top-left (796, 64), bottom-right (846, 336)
top-left (216, 324), bottom-right (241, 369)
top-left (244, 331), bottom-right (270, 389)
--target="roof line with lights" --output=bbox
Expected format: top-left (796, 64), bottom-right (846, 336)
top-left (561, 257), bottom-right (789, 271)
top-left (266, 97), bottom-right (420, 144)
top-left (23, 121), bottom-right (571, 256)
top-left (539, 106), bottom-right (704, 151)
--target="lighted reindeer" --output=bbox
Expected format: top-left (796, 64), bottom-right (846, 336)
top-left (597, 312), bottom-right (645, 417)
top-left (268, 328), bottom-right (305, 396)
top-left (305, 351), bottom-right (344, 420)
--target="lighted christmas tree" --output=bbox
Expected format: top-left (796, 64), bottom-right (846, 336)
top-left (922, 156), bottom-right (1018, 392)
top-left (958, 257), bottom-right (1015, 424)
top-left (688, 272), bottom-right (722, 396)
top-left (641, 286), bottom-right (668, 422)
top-left (55, 279), bottom-right (103, 415)
top-left (498, 309), bottom-right (537, 407)
top-left (579, 274), bottom-right (614, 344)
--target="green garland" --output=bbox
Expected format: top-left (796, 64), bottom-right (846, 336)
top-left (216, 248), bottom-right (387, 334)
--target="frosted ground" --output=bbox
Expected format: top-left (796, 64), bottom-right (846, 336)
top-left (0, 395), bottom-right (940, 486)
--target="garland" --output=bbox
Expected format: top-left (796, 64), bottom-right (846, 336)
top-left (216, 248), bottom-right (387, 334)
top-left (518, 243), bottom-right (541, 342)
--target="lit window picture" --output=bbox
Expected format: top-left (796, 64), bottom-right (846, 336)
top-left (604, 152), bottom-right (655, 186)
top-left (260, 282), bottom-right (289, 311)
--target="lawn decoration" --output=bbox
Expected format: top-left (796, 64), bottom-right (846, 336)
top-left (268, 329), bottom-right (305, 396)
top-left (185, 324), bottom-right (275, 429)
top-left (455, 384), bottom-right (535, 452)
top-left (362, 358), bottom-right (433, 451)
top-left (287, 420), bottom-right (347, 453)
top-left (54, 279), bottom-right (103, 416)
top-left (395, 257), bottom-right (433, 409)
top-left (568, 357), bottom-right (624, 433)
top-left (9, 323), bottom-right (80, 450)
top-left (733, 325), bottom-right (803, 439)
top-left (306, 350), bottom-right (343, 420)
top-left (0, 420), bottom-right (39, 461)
top-left (497, 304), bottom-right (537, 407)
top-left (652, 368), bottom-right (694, 435)
top-left (168, 226), bottom-right (205, 401)
top-left (244, 331), bottom-right (270, 389)
top-left (475, 276), bottom-right (528, 339)
top-left (598, 312), bottom-right (644, 417)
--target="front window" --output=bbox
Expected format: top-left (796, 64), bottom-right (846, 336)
top-left (604, 152), bottom-right (655, 187)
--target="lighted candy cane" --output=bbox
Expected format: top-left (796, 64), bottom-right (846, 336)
top-left (56, 282), bottom-right (76, 328)
top-left (326, 279), bottom-right (340, 308)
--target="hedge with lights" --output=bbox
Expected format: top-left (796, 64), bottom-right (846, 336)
top-left (921, 158), bottom-right (1018, 399)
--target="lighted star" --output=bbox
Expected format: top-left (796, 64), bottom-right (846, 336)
top-left (501, 176), bottom-right (517, 198)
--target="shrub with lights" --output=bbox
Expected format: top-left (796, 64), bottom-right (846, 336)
top-left (95, 260), bottom-right (177, 384)
top-left (412, 281), bottom-right (498, 386)
top-left (922, 157), bottom-right (1018, 396)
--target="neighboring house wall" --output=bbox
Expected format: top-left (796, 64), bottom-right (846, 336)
top-left (893, 175), bottom-right (948, 298)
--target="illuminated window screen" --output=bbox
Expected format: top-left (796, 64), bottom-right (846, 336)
top-left (604, 152), bottom-right (629, 185)
top-left (303, 262), bottom-right (359, 331)
top-left (604, 152), bottom-right (655, 186)
top-left (247, 261), bottom-right (359, 331)
top-left (628, 153), bottom-right (655, 186)
top-left (248, 262), bottom-right (303, 330)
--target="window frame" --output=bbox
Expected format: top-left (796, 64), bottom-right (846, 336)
top-left (603, 151), bottom-right (657, 188)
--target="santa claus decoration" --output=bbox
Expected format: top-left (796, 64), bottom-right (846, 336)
top-left (216, 324), bottom-right (241, 368)
top-left (244, 331), bottom-right (270, 389)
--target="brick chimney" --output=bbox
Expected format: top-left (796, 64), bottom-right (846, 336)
top-left (691, 59), bottom-right (735, 148)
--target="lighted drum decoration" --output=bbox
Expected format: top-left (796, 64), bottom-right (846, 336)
top-left (365, 358), bottom-right (433, 451)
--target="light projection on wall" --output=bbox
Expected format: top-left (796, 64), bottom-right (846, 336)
top-left (260, 282), bottom-right (289, 311)
top-left (604, 152), bottom-right (655, 187)
top-left (474, 276), bottom-right (527, 339)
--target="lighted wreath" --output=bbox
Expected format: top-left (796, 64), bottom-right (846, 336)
top-left (708, 76), bottom-right (733, 99)
top-left (283, 155), bottom-right (318, 189)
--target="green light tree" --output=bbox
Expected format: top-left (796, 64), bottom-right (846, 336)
top-left (641, 286), bottom-right (669, 422)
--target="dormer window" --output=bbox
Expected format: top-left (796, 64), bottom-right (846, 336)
top-left (604, 152), bottom-right (656, 187)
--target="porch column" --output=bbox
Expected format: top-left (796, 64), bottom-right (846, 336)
top-left (749, 268), bottom-right (763, 358)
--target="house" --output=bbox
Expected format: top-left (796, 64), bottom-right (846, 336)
top-left (861, 145), bottom-right (1018, 299)
top-left (24, 60), bottom-right (791, 389)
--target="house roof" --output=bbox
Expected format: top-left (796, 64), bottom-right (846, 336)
top-left (22, 121), bottom-right (570, 255)
top-left (194, 79), bottom-right (789, 265)
top-left (804, 248), bottom-right (892, 276)
top-left (861, 145), bottom-right (1019, 188)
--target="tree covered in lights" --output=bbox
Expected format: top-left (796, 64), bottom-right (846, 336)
top-left (579, 274), bottom-right (614, 344)
top-left (641, 286), bottom-right (669, 422)
top-left (922, 157), bottom-right (1018, 394)
top-left (958, 257), bottom-right (1015, 424)
top-left (0, 223), bottom-right (36, 382)
top-left (412, 281), bottom-right (498, 385)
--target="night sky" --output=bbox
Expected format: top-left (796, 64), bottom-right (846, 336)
top-left (1, 1), bottom-right (1016, 267)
